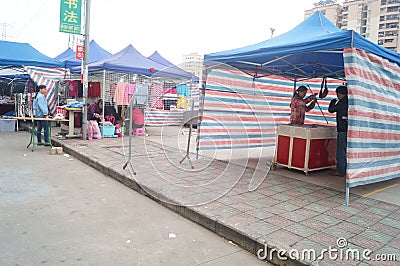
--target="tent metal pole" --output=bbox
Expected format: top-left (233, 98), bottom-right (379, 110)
top-left (345, 184), bottom-right (350, 206)
top-left (101, 69), bottom-right (105, 138)
top-left (123, 94), bottom-right (136, 175)
top-left (180, 91), bottom-right (195, 169)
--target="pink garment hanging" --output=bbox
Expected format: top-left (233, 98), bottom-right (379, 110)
top-left (114, 82), bottom-right (127, 105)
top-left (164, 87), bottom-right (177, 95)
top-left (151, 83), bottom-right (163, 109)
top-left (125, 83), bottom-right (135, 105)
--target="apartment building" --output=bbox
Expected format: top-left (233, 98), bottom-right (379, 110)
top-left (305, 0), bottom-right (400, 52)
top-left (182, 52), bottom-right (203, 82)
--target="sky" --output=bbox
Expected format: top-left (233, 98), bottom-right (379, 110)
top-left (1, 0), bottom-right (324, 65)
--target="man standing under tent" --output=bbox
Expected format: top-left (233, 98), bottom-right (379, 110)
top-left (33, 85), bottom-right (51, 146)
top-left (328, 85), bottom-right (348, 177)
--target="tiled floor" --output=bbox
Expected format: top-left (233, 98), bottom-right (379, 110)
top-left (51, 131), bottom-right (400, 266)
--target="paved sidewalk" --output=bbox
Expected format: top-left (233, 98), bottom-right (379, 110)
top-left (46, 131), bottom-right (400, 266)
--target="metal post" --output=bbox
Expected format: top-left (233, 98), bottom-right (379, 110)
top-left (123, 94), bottom-right (136, 175)
top-left (180, 94), bottom-right (195, 169)
top-left (81, 0), bottom-right (91, 140)
top-left (101, 69), bottom-right (106, 138)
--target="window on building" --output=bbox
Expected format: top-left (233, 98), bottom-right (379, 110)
top-left (380, 0), bottom-right (386, 4)
top-left (378, 40), bottom-right (384, 45)
top-left (386, 22), bottom-right (398, 28)
top-left (388, 0), bottom-right (399, 4)
top-left (378, 31), bottom-right (385, 37)
top-left (380, 16), bottom-right (385, 21)
top-left (387, 14), bottom-right (399, 20)
top-left (386, 30), bottom-right (398, 36)
top-left (384, 38), bottom-right (394, 43)
top-left (387, 6), bottom-right (399, 13)
top-left (380, 7), bottom-right (386, 13)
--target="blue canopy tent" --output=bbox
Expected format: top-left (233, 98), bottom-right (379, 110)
top-left (148, 51), bottom-right (198, 82)
top-left (204, 11), bottom-right (400, 80)
top-left (72, 44), bottom-right (193, 80)
top-left (54, 40), bottom-right (112, 69)
top-left (0, 40), bottom-right (63, 69)
top-left (202, 11), bottom-right (400, 204)
top-left (0, 41), bottom-right (65, 115)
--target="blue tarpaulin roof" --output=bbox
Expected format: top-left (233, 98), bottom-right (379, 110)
top-left (54, 40), bottom-right (112, 69)
top-left (148, 51), bottom-right (198, 82)
top-left (72, 44), bottom-right (195, 80)
top-left (0, 40), bottom-right (63, 68)
top-left (204, 11), bottom-right (400, 80)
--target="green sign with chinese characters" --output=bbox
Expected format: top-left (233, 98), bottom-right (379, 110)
top-left (59, 0), bottom-right (82, 34)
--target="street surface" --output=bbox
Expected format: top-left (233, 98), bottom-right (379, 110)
top-left (0, 132), bottom-right (268, 266)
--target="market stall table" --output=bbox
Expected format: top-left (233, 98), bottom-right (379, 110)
top-left (275, 124), bottom-right (337, 175)
top-left (65, 107), bottom-right (82, 138)
top-left (14, 117), bottom-right (69, 151)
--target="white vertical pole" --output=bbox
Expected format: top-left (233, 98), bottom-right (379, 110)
top-left (81, 0), bottom-right (91, 140)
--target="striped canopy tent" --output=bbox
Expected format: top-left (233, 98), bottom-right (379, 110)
top-left (202, 11), bottom-right (400, 204)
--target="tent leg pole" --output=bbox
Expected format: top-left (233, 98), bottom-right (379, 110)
top-left (345, 185), bottom-right (350, 206)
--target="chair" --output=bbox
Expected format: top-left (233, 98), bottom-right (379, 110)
top-left (104, 115), bottom-right (115, 125)
top-left (134, 127), bottom-right (145, 136)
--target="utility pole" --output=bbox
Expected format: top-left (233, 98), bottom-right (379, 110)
top-left (81, 0), bottom-right (91, 140)
top-left (270, 28), bottom-right (275, 39)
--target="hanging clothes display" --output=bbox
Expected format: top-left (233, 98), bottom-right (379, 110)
top-left (134, 83), bottom-right (148, 105)
top-left (114, 82), bottom-right (128, 105)
top-left (176, 84), bottom-right (189, 109)
top-left (150, 83), bottom-right (163, 109)
top-left (66, 80), bottom-right (79, 97)
top-left (88, 81), bottom-right (101, 98)
top-left (125, 83), bottom-right (135, 104)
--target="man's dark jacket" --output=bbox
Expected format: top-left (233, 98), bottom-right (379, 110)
top-left (328, 96), bottom-right (348, 132)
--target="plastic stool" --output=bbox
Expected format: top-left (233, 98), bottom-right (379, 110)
top-left (134, 127), bottom-right (145, 136)
top-left (104, 115), bottom-right (115, 125)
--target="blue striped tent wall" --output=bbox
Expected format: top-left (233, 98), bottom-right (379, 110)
top-left (344, 48), bottom-right (400, 188)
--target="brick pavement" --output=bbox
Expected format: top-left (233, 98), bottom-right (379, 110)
top-left (50, 134), bottom-right (400, 266)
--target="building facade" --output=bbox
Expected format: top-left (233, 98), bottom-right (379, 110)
top-left (182, 52), bottom-right (203, 83)
top-left (305, 0), bottom-right (400, 52)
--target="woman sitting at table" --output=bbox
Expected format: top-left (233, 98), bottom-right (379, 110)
top-left (87, 99), bottom-right (103, 124)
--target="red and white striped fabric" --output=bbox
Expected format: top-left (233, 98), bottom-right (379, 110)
top-left (344, 48), bottom-right (400, 188)
top-left (24, 66), bottom-right (69, 115)
top-left (198, 67), bottom-right (341, 151)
